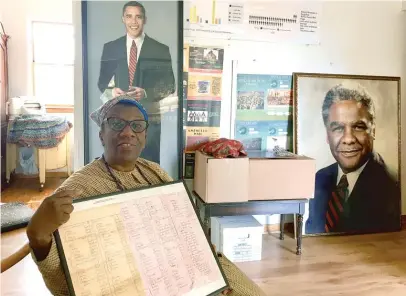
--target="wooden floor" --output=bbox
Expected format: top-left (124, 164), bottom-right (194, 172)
top-left (1, 178), bottom-right (406, 295)
top-left (1, 177), bottom-right (66, 210)
top-left (238, 231), bottom-right (406, 296)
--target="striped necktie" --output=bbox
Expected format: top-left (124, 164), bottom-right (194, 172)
top-left (325, 174), bottom-right (348, 233)
top-left (128, 40), bottom-right (137, 87)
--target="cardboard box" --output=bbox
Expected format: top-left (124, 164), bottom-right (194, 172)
top-left (210, 216), bottom-right (263, 262)
top-left (193, 150), bottom-right (249, 203)
top-left (248, 151), bottom-right (316, 200)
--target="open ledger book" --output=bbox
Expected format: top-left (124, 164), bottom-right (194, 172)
top-left (55, 181), bottom-right (229, 296)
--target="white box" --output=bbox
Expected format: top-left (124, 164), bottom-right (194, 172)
top-left (210, 216), bottom-right (263, 262)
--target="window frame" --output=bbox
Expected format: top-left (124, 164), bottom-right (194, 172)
top-left (31, 21), bottom-right (75, 110)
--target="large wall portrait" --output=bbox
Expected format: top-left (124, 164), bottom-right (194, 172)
top-left (82, 1), bottom-right (182, 178)
top-left (293, 73), bottom-right (401, 236)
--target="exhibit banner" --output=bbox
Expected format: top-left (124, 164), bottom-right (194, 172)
top-left (183, 44), bottom-right (224, 156)
top-left (234, 73), bottom-right (293, 151)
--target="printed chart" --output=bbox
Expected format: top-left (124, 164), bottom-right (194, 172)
top-left (184, 0), bottom-right (321, 44)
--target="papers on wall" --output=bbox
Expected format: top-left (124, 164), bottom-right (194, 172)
top-left (183, 0), bottom-right (238, 39)
top-left (55, 182), bottom-right (229, 296)
top-left (184, 0), bottom-right (322, 45)
top-left (233, 73), bottom-right (293, 152)
top-left (183, 44), bottom-right (224, 153)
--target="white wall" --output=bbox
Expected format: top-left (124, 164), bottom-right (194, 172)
top-left (0, 0), bottom-right (79, 172)
top-left (187, 0), bottom-right (406, 224)
top-left (0, 0), bottom-right (72, 98)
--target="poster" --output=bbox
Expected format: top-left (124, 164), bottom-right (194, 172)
top-left (185, 127), bottom-right (220, 151)
top-left (183, 72), bottom-right (188, 128)
top-left (183, 44), bottom-right (190, 72)
top-left (188, 46), bottom-right (224, 74)
top-left (234, 74), bottom-right (292, 151)
top-left (184, 0), bottom-right (321, 45)
top-left (82, 1), bottom-right (181, 178)
top-left (187, 74), bottom-right (222, 100)
top-left (183, 44), bottom-right (224, 154)
top-left (235, 120), bottom-right (289, 151)
top-left (183, 0), bottom-right (237, 39)
top-left (186, 100), bottom-right (221, 127)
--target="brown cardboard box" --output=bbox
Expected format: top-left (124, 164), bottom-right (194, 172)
top-left (248, 151), bottom-right (316, 200)
top-left (193, 150), bottom-right (249, 203)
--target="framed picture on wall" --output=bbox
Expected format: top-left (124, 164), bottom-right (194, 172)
top-left (293, 72), bottom-right (401, 236)
top-left (81, 0), bottom-right (183, 179)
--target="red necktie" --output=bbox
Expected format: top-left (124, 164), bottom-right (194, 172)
top-left (128, 40), bottom-right (137, 87)
top-left (325, 174), bottom-right (348, 232)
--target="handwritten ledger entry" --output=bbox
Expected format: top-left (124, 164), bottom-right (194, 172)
top-left (56, 182), bottom-right (227, 296)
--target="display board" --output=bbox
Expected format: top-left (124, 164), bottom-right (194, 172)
top-left (232, 71), bottom-right (293, 152)
top-left (184, 0), bottom-right (321, 44)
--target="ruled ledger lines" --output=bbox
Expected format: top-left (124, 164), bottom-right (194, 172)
top-left (59, 189), bottom-right (223, 296)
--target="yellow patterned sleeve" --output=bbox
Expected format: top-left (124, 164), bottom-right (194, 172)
top-left (30, 236), bottom-right (69, 296)
top-left (29, 161), bottom-right (108, 296)
top-left (217, 254), bottom-right (266, 296)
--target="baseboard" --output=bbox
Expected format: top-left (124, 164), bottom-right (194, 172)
top-left (265, 217), bottom-right (406, 233)
top-left (263, 222), bottom-right (294, 234)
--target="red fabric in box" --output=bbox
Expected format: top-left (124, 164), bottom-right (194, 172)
top-left (198, 138), bottom-right (247, 158)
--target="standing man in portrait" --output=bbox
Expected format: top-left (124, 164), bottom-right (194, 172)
top-left (97, 1), bottom-right (175, 164)
top-left (305, 83), bottom-right (400, 235)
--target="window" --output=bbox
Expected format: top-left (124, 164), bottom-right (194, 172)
top-left (32, 22), bottom-right (74, 106)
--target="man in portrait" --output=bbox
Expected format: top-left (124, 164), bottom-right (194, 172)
top-left (97, 1), bottom-right (175, 164)
top-left (305, 83), bottom-right (400, 235)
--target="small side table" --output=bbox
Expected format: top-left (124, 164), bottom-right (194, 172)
top-left (189, 189), bottom-right (308, 255)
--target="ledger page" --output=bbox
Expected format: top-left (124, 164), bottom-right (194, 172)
top-left (58, 182), bottom-right (226, 296)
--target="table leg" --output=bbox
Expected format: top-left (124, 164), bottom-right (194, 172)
top-left (203, 216), bottom-right (210, 236)
top-left (279, 214), bottom-right (285, 240)
top-left (197, 202), bottom-right (210, 236)
top-left (296, 214), bottom-right (303, 255)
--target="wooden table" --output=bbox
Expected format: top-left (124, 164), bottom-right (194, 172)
top-left (186, 182), bottom-right (308, 255)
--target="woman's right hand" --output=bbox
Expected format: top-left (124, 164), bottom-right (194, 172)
top-left (26, 189), bottom-right (81, 260)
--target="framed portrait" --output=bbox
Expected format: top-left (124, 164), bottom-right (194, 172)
top-left (81, 0), bottom-right (183, 179)
top-left (293, 73), bottom-right (401, 236)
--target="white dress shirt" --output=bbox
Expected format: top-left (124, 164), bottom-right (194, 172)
top-left (337, 160), bottom-right (369, 200)
top-left (126, 32), bottom-right (145, 66)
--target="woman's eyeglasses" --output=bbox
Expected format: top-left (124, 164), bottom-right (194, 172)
top-left (104, 117), bottom-right (148, 133)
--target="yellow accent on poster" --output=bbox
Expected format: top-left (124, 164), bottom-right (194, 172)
top-left (187, 74), bottom-right (222, 101)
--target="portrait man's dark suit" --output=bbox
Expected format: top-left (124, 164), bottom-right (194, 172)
top-left (97, 34), bottom-right (175, 100)
top-left (306, 152), bottom-right (401, 234)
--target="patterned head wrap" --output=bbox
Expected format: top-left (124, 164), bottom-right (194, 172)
top-left (90, 95), bottom-right (148, 127)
